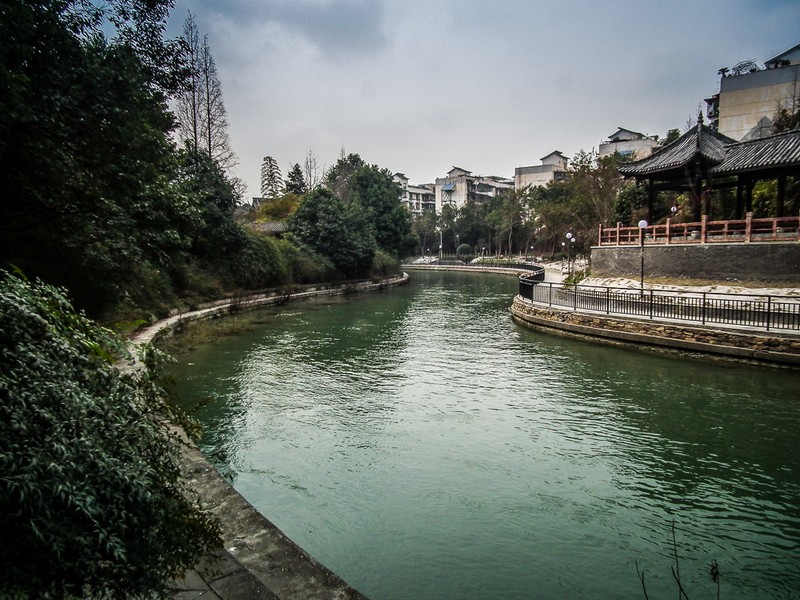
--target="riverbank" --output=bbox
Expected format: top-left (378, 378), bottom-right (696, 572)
top-left (513, 266), bottom-right (800, 368)
top-left (130, 275), bottom-right (410, 599)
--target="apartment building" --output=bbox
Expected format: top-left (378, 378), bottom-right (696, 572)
top-left (514, 151), bottom-right (569, 190)
top-left (394, 173), bottom-right (435, 215)
top-left (434, 167), bottom-right (514, 213)
top-left (706, 42), bottom-right (800, 141)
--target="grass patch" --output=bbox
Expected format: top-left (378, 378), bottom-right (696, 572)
top-left (156, 313), bottom-right (263, 355)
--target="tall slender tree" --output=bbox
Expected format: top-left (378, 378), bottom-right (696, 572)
top-left (175, 12), bottom-right (235, 169)
top-left (260, 156), bottom-right (283, 199)
top-left (199, 34), bottom-right (235, 169)
top-left (175, 12), bottom-right (201, 151)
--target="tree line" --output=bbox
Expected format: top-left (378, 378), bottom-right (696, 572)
top-left (0, 1), bottom-right (414, 326)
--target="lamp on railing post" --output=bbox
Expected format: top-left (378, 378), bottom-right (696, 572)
top-left (638, 219), bottom-right (648, 296)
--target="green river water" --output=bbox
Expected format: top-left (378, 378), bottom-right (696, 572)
top-left (169, 270), bottom-right (800, 599)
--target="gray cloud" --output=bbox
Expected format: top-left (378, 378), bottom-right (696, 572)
top-left (184, 0), bottom-right (389, 58)
top-left (171, 0), bottom-right (800, 197)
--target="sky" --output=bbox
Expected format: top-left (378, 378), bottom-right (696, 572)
top-left (166, 0), bottom-right (800, 199)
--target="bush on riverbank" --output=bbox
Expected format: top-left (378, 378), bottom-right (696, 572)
top-left (0, 271), bottom-right (221, 598)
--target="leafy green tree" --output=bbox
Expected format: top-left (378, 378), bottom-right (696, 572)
top-left (413, 210), bottom-right (437, 255)
top-left (350, 165), bottom-right (415, 257)
top-left (455, 201), bottom-right (491, 253)
top-left (0, 0), bottom-right (191, 316)
top-left (613, 181), bottom-right (649, 225)
top-left (325, 152), bottom-right (365, 201)
top-left (488, 187), bottom-right (530, 255)
top-left (289, 188), bottom-right (376, 277)
top-left (0, 271), bottom-right (220, 598)
top-left (285, 163), bottom-right (308, 195)
top-left (662, 128), bottom-right (681, 146)
top-left (439, 204), bottom-right (457, 253)
top-left (177, 147), bottom-right (245, 261)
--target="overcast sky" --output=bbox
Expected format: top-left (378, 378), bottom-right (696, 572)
top-left (167, 0), bottom-right (799, 198)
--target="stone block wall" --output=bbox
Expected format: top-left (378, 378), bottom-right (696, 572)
top-left (591, 242), bottom-right (800, 283)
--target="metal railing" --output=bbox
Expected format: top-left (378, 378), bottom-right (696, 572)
top-left (406, 257), bottom-right (546, 277)
top-left (518, 277), bottom-right (800, 332)
top-left (598, 213), bottom-right (800, 246)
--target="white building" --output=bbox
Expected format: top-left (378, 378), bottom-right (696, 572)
top-left (598, 128), bottom-right (658, 160)
top-left (514, 151), bottom-right (569, 190)
top-left (434, 167), bottom-right (513, 213)
top-left (394, 173), bottom-right (435, 215)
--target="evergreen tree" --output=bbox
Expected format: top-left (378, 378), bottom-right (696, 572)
top-left (285, 163), bottom-right (308, 194)
top-left (260, 155), bottom-right (283, 199)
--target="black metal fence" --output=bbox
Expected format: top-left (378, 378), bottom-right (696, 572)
top-left (518, 276), bottom-right (800, 332)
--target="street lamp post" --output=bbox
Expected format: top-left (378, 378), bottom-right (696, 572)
top-left (565, 232), bottom-right (574, 278)
top-left (561, 241), bottom-right (566, 274)
top-left (638, 219), bottom-right (648, 295)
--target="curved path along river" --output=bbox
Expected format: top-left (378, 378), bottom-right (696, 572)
top-left (169, 270), bottom-right (800, 600)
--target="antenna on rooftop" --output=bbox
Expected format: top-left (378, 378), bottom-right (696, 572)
top-left (732, 59), bottom-right (758, 76)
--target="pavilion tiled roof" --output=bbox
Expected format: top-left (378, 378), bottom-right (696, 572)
top-left (712, 128), bottom-right (800, 175)
top-left (618, 124), bottom-right (736, 177)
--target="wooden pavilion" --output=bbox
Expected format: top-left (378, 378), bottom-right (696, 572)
top-left (618, 117), bottom-right (800, 222)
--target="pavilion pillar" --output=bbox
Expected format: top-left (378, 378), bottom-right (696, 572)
top-left (736, 177), bottom-right (744, 219)
top-left (777, 174), bottom-right (786, 217)
top-left (746, 180), bottom-right (754, 213)
top-left (646, 179), bottom-right (654, 223)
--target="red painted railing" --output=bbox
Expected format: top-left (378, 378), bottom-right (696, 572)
top-left (598, 213), bottom-right (800, 246)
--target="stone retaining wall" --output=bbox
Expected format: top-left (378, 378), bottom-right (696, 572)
top-left (511, 296), bottom-right (800, 368)
top-left (591, 242), bottom-right (800, 283)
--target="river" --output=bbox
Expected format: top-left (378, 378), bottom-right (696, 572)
top-left (169, 270), bottom-right (800, 599)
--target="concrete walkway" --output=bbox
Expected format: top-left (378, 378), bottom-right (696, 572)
top-left (170, 549), bottom-right (278, 599)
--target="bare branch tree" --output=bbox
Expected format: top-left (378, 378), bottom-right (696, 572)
top-left (175, 12), bottom-right (236, 170)
top-left (303, 149), bottom-right (324, 191)
top-left (175, 11), bottom-right (201, 151)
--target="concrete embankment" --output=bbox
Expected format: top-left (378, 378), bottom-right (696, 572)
top-left (130, 276), bottom-right (410, 599)
top-left (511, 295), bottom-right (800, 368)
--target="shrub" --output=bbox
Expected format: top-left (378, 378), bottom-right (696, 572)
top-left (230, 231), bottom-right (289, 290)
top-left (456, 243), bottom-right (473, 258)
top-left (274, 237), bottom-right (336, 284)
top-left (370, 248), bottom-right (400, 279)
top-left (0, 271), bottom-right (220, 598)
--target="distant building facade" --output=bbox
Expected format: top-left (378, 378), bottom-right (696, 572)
top-left (514, 151), bottom-right (569, 190)
top-left (394, 173), bottom-right (435, 215)
top-left (598, 128), bottom-right (658, 160)
top-left (434, 167), bottom-right (513, 213)
top-left (706, 43), bottom-right (800, 141)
